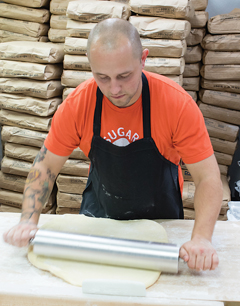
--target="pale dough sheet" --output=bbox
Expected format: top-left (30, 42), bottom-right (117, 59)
top-left (28, 214), bottom-right (168, 288)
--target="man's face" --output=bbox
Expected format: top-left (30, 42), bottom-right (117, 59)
top-left (89, 37), bottom-right (148, 108)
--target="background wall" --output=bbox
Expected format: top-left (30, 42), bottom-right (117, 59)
top-left (206, 0), bottom-right (240, 18)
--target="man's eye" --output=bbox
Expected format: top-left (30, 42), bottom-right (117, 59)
top-left (99, 76), bottom-right (109, 80)
top-left (119, 74), bottom-right (130, 79)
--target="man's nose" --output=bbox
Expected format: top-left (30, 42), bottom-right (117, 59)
top-left (109, 79), bottom-right (121, 95)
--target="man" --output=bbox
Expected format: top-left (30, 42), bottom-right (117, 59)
top-left (4, 18), bottom-right (223, 272)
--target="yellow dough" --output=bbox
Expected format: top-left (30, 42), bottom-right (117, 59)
top-left (28, 215), bottom-right (168, 288)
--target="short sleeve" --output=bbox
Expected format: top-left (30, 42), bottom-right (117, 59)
top-left (173, 96), bottom-right (214, 164)
top-left (44, 99), bottom-right (81, 156)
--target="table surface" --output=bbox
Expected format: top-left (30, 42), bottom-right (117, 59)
top-left (0, 212), bottom-right (239, 306)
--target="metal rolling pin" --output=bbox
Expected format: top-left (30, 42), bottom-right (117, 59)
top-left (30, 229), bottom-right (180, 273)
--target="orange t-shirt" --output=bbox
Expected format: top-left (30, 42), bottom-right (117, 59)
top-left (44, 70), bottom-right (213, 194)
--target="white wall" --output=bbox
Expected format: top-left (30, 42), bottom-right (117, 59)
top-left (206, 0), bottom-right (240, 18)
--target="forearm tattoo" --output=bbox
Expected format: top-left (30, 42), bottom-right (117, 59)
top-left (22, 146), bottom-right (57, 221)
top-left (33, 145), bottom-right (47, 166)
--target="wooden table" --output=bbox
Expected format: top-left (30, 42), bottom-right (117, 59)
top-left (0, 212), bottom-right (239, 306)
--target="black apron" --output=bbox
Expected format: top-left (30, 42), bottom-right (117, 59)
top-left (80, 73), bottom-right (183, 220)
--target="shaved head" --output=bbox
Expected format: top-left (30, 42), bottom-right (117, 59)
top-left (87, 18), bottom-right (142, 62)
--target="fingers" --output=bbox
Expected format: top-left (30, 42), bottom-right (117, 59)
top-left (179, 247), bottom-right (189, 262)
top-left (180, 240), bottom-right (219, 271)
top-left (3, 222), bottom-right (38, 247)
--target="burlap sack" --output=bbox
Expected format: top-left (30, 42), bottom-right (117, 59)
top-left (0, 93), bottom-right (62, 116)
top-left (184, 45), bottom-right (202, 63)
top-left (69, 147), bottom-right (89, 160)
top-left (67, 20), bottom-right (95, 38)
top-left (191, 0), bottom-right (208, 11)
top-left (201, 34), bottom-right (240, 52)
top-left (1, 156), bottom-right (32, 176)
top-left (56, 174), bottom-right (87, 194)
top-left (56, 191), bottom-right (82, 210)
top-left (129, 16), bottom-right (191, 40)
top-left (186, 28), bottom-right (206, 46)
top-left (203, 50), bottom-right (240, 65)
top-left (1, 126), bottom-right (87, 160)
top-left (0, 41), bottom-right (64, 63)
top-left (61, 70), bottom-right (93, 87)
top-left (182, 175), bottom-right (230, 210)
top-left (215, 151), bottom-right (233, 166)
top-left (2, 0), bottom-right (49, 8)
top-left (48, 28), bottom-right (70, 43)
top-left (67, 1), bottom-right (131, 22)
top-left (0, 170), bottom-right (26, 193)
top-left (163, 75), bottom-right (183, 86)
top-left (63, 54), bottom-right (91, 71)
top-left (210, 137), bottom-right (237, 156)
top-left (182, 77), bottom-right (200, 91)
top-left (144, 57), bottom-right (185, 75)
top-left (141, 38), bottom-right (186, 58)
top-left (219, 165), bottom-right (228, 176)
top-left (184, 208), bottom-right (227, 220)
top-left (0, 78), bottom-right (63, 98)
top-left (186, 91), bottom-right (197, 102)
top-left (199, 102), bottom-right (240, 126)
top-left (1, 126), bottom-right (47, 148)
top-left (60, 159), bottom-right (90, 176)
top-left (56, 206), bottom-right (80, 214)
top-left (0, 205), bottom-right (21, 213)
top-left (199, 89), bottom-right (240, 111)
top-left (0, 189), bottom-right (55, 211)
top-left (64, 37), bottom-right (87, 55)
top-left (204, 117), bottom-right (239, 142)
top-left (50, 14), bottom-right (69, 29)
top-left (0, 3), bottom-right (50, 23)
top-left (110, 0), bottom-right (129, 2)
top-left (0, 30), bottom-right (48, 43)
top-left (50, 0), bottom-right (72, 15)
top-left (0, 17), bottom-right (49, 37)
top-left (129, 0), bottom-right (194, 20)
top-left (0, 60), bottom-right (63, 81)
top-left (200, 64), bottom-right (240, 81)
top-left (0, 109), bottom-right (52, 132)
top-left (201, 79), bottom-right (240, 94)
top-left (4, 142), bottom-right (40, 162)
top-left (208, 9), bottom-right (240, 34)
top-left (189, 11), bottom-right (208, 28)
top-left (50, 0), bottom-right (100, 15)
top-left (63, 87), bottom-right (75, 100)
top-left (183, 62), bottom-right (201, 77)
top-left (1, 156), bottom-right (89, 177)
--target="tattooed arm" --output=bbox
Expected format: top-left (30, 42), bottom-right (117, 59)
top-left (3, 145), bottom-right (69, 247)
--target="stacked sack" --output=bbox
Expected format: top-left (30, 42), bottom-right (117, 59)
top-left (0, 41), bottom-right (64, 213)
top-left (56, 0), bottom-right (131, 214)
top-left (48, 0), bottom-right (109, 43)
top-left (129, 0), bottom-right (194, 86)
top-left (200, 9), bottom-right (240, 179)
top-left (48, 0), bottom-right (72, 43)
top-left (183, 0), bottom-right (208, 102)
top-left (0, 0), bottom-right (50, 43)
top-left (183, 9), bottom-right (240, 221)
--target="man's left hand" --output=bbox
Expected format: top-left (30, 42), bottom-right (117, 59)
top-left (179, 235), bottom-right (219, 271)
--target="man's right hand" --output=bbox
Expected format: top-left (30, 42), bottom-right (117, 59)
top-left (3, 222), bottom-right (38, 247)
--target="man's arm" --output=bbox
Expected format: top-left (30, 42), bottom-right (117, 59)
top-left (3, 145), bottom-right (69, 247)
top-left (179, 154), bottom-right (223, 271)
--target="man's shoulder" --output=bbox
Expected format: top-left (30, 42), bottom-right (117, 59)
top-left (144, 70), bottom-right (188, 97)
top-left (66, 77), bottom-right (97, 101)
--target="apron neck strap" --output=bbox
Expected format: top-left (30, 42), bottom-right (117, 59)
top-left (94, 72), bottom-right (151, 138)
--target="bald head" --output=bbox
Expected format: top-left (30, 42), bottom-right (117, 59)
top-left (87, 18), bottom-right (142, 62)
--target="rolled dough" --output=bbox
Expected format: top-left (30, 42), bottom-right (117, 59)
top-left (28, 214), bottom-right (168, 288)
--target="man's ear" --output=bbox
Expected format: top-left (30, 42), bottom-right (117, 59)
top-left (141, 48), bottom-right (149, 69)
